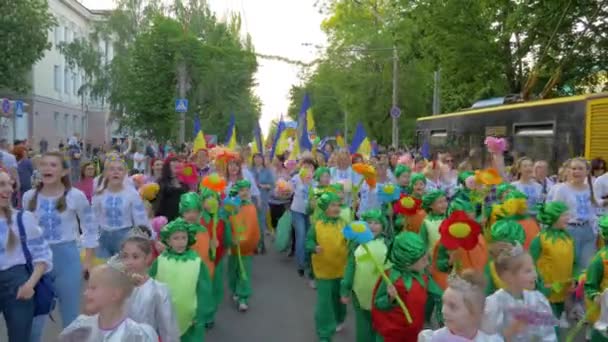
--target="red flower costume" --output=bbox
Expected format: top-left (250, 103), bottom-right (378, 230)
top-left (200, 214), bottom-right (229, 266)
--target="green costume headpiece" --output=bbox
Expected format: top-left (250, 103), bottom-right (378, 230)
top-left (496, 183), bottom-right (516, 201)
top-left (505, 189), bottom-right (527, 200)
top-left (394, 164), bottom-right (411, 179)
top-left (317, 191), bottom-right (341, 211)
top-left (179, 192), bottom-right (201, 215)
top-left (329, 183), bottom-right (344, 193)
top-left (229, 179), bottom-right (251, 197)
top-left (409, 173), bottom-right (426, 188)
top-left (458, 171), bottom-right (475, 186)
top-left (388, 232), bottom-right (427, 270)
top-left (313, 187), bottom-right (328, 199)
top-left (199, 187), bottom-right (220, 213)
top-left (536, 201), bottom-right (568, 227)
top-left (448, 198), bottom-right (475, 216)
top-left (490, 219), bottom-right (525, 244)
top-left (160, 217), bottom-right (196, 247)
top-left (314, 167), bottom-right (330, 182)
top-left (361, 209), bottom-right (388, 230)
top-left (422, 190), bottom-right (446, 213)
top-left (598, 215), bottom-right (608, 238)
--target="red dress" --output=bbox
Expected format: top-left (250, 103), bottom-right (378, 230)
top-left (371, 272), bottom-right (428, 342)
top-left (200, 215), bottom-right (227, 265)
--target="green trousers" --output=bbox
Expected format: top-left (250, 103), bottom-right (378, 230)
top-left (181, 322), bottom-right (205, 342)
top-left (352, 295), bottom-right (377, 342)
top-left (205, 259), bottom-right (225, 324)
top-left (551, 302), bottom-right (564, 338)
top-left (315, 278), bottom-right (347, 341)
top-left (592, 329), bottom-right (608, 341)
top-left (228, 255), bottom-right (252, 304)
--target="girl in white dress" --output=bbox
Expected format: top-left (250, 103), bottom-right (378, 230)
top-left (418, 270), bottom-right (503, 341)
top-left (59, 259), bottom-right (158, 342)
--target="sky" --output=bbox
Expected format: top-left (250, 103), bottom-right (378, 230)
top-left (81, 0), bottom-right (327, 137)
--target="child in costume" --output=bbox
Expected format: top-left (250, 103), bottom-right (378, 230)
top-left (484, 219), bottom-right (526, 295)
top-left (340, 209), bottom-right (389, 342)
top-left (59, 261), bottom-right (158, 342)
top-left (486, 183), bottom-right (516, 228)
top-left (306, 191), bottom-right (348, 342)
top-left (329, 182), bottom-right (352, 224)
top-left (180, 192), bottom-right (215, 278)
top-left (227, 180), bottom-right (261, 311)
top-left (149, 219), bottom-right (211, 342)
top-left (371, 231), bottom-right (442, 342)
top-left (418, 270), bottom-right (503, 341)
top-left (530, 201), bottom-right (575, 328)
top-left (394, 164), bottom-right (411, 195)
top-left (199, 187), bottom-right (232, 327)
top-left (584, 215), bottom-right (608, 341)
top-left (499, 190), bottom-right (541, 250)
top-left (404, 173), bottom-right (427, 233)
top-left (481, 243), bottom-right (557, 341)
top-left (120, 230), bottom-right (180, 341)
top-left (419, 189), bottom-right (448, 251)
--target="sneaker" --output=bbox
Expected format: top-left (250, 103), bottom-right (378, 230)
top-left (336, 323), bottom-right (345, 333)
top-left (238, 303), bottom-right (249, 312)
top-left (297, 269), bottom-right (305, 277)
top-left (308, 280), bottom-right (316, 289)
top-left (232, 295), bottom-right (238, 302)
top-left (558, 312), bottom-right (570, 328)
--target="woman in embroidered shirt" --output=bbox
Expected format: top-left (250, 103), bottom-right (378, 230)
top-left (511, 157), bottom-right (544, 216)
top-left (93, 156), bottom-right (151, 259)
top-left (23, 152), bottom-right (99, 342)
top-left (0, 169), bottom-right (53, 342)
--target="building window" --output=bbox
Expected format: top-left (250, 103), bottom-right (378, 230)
top-left (54, 112), bottom-right (60, 133)
top-left (54, 66), bottom-right (61, 92)
top-left (73, 72), bottom-right (79, 95)
top-left (64, 67), bottom-right (70, 94)
top-left (73, 115), bottom-right (78, 135)
top-left (64, 114), bottom-right (69, 137)
top-left (54, 26), bottom-right (62, 45)
top-left (64, 26), bottom-right (69, 43)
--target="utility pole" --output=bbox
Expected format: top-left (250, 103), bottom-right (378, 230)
top-left (344, 109), bottom-right (348, 145)
top-left (433, 69), bottom-right (441, 115)
top-left (177, 62), bottom-right (188, 144)
top-left (391, 44), bottom-right (399, 148)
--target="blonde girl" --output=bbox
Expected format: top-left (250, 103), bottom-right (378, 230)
top-left (511, 157), bottom-right (543, 215)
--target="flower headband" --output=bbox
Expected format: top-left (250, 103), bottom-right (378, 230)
top-left (447, 272), bottom-right (479, 293)
top-left (500, 242), bottom-right (525, 259)
top-left (106, 254), bottom-right (128, 274)
top-left (105, 153), bottom-right (126, 165)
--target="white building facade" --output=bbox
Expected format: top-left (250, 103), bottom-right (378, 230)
top-left (1, 0), bottom-right (115, 150)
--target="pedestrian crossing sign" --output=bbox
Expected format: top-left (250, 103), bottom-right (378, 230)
top-left (175, 99), bottom-right (188, 113)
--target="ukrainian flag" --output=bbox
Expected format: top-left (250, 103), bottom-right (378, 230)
top-left (225, 114), bottom-right (237, 150)
top-left (349, 122), bottom-right (371, 159)
top-left (250, 122), bottom-right (264, 162)
top-left (192, 116), bottom-right (207, 153)
top-left (299, 94), bottom-right (314, 151)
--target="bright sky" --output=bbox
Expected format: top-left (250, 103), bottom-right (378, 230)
top-left (81, 0), bottom-right (327, 137)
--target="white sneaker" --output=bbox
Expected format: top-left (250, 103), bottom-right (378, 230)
top-left (558, 312), bottom-right (570, 328)
top-left (232, 295), bottom-right (238, 302)
top-left (308, 280), bottom-right (316, 289)
top-left (238, 303), bottom-right (249, 312)
top-left (336, 323), bottom-right (345, 332)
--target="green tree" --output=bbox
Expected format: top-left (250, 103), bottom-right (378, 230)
top-left (1, 0), bottom-right (55, 92)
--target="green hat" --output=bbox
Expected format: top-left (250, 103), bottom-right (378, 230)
top-left (505, 190), bottom-right (527, 200)
top-left (448, 198), bottom-right (475, 215)
top-left (394, 164), bottom-right (411, 179)
top-left (317, 191), bottom-right (341, 211)
top-left (229, 179), bottom-right (251, 196)
top-left (536, 201), bottom-right (568, 227)
top-left (490, 219), bottom-right (525, 244)
top-left (314, 167), bottom-right (330, 182)
top-left (199, 187), bottom-right (219, 202)
top-left (496, 183), bottom-right (516, 201)
top-left (361, 209), bottom-right (388, 230)
top-left (388, 232), bottom-right (427, 270)
top-left (160, 217), bottom-right (196, 247)
top-left (422, 190), bottom-right (446, 212)
top-left (458, 171), bottom-right (475, 186)
top-left (599, 215), bottom-right (608, 238)
top-left (179, 192), bottom-right (201, 215)
top-left (409, 173), bottom-right (427, 189)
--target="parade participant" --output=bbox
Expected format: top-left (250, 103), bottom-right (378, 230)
top-left (24, 152), bottom-right (99, 341)
top-left (93, 154), bottom-right (151, 258)
top-left (251, 152), bottom-right (274, 253)
top-left (155, 156), bottom-right (189, 222)
top-left (511, 157), bottom-right (544, 216)
top-left (330, 149), bottom-right (355, 206)
top-left (150, 218), bottom-right (211, 342)
top-left (291, 157), bottom-right (315, 277)
top-left (499, 190), bottom-right (541, 250)
top-left (199, 187), bottom-right (232, 328)
top-left (371, 231), bottom-right (441, 342)
top-left (314, 167), bottom-right (331, 189)
top-left (120, 230), bottom-right (180, 341)
top-left (394, 164), bottom-right (411, 195)
top-left (59, 260), bottom-right (158, 342)
top-left (0, 169), bottom-right (53, 342)
top-left (227, 180), bottom-right (260, 311)
top-left (419, 189), bottom-right (448, 251)
top-left (484, 220), bottom-right (526, 295)
top-left (340, 209), bottom-right (389, 342)
top-left (306, 191), bottom-right (348, 342)
top-left (530, 201), bottom-right (575, 326)
top-left (423, 161), bottom-right (444, 193)
top-left (481, 243), bottom-right (557, 341)
top-left (418, 270), bottom-right (503, 342)
top-left (180, 192), bottom-right (214, 277)
top-left (357, 159), bottom-right (390, 218)
top-left (584, 215), bottom-right (608, 340)
top-left (486, 183), bottom-right (516, 228)
top-left (404, 173), bottom-right (427, 233)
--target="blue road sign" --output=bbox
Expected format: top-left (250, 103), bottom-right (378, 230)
top-left (390, 106), bottom-right (401, 118)
top-left (175, 99), bottom-right (188, 113)
top-left (1, 99), bottom-right (10, 114)
top-left (14, 100), bottom-right (23, 117)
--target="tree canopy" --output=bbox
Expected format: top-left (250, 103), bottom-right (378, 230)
top-left (290, 0), bottom-right (608, 146)
top-left (60, 0), bottom-right (260, 142)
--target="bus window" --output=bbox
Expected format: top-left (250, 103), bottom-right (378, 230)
top-left (430, 130), bottom-right (448, 150)
top-left (512, 123), bottom-right (556, 170)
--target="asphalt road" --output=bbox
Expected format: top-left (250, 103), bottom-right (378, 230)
top-left (0, 238), bottom-right (587, 341)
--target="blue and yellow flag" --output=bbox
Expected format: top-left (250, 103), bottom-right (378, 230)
top-left (250, 122), bottom-right (264, 162)
top-left (225, 114), bottom-right (237, 150)
top-left (192, 116), bottom-right (207, 153)
top-left (335, 129), bottom-right (346, 149)
top-left (270, 119), bottom-right (285, 159)
top-left (299, 94), bottom-right (315, 151)
top-left (349, 122), bottom-right (371, 159)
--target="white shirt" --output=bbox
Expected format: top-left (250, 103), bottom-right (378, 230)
top-left (289, 175), bottom-right (310, 214)
top-left (133, 152), bottom-right (146, 171)
top-left (357, 181), bottom-right (384, 217)
top-left (0, 149), bottom-right (17, 170)
top-left (594, 173), bottom-right (608, 216)
top-left (93, 187), bottom-right (151, 232)
top-left (0, 211), bottom-right (53, 272)
top-left (23, 188), bottom-right (99, 248)
top-left (59, 315), bottom-right (158, 342)
top-left (511, 180), bottom-right (544, 215)
top-left (127, 278), bottom-right (180, 342)
top-left (551, 183), bottom-right (599, 224)
top-left (418, 327), bottom-right (503, 341)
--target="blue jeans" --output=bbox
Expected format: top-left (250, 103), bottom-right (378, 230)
top-left (257, 200), bottom-right (269, 236)
top-left (292, 210), bottom-right (310, 270)
top-left (568, 222), bottom-right (597, 269)
top-left (0, 265), bottom-right (35, 342)
top-left (96, 227), bottom-right (132, 259)
top-left (30, 241), bottom-right (82, 342)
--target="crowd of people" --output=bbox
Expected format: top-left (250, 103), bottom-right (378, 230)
top-left (3, 135), bottom-right (608, 342)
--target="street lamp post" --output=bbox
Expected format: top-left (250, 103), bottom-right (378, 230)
top-left (391, 44), bottom-right (398, 148)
